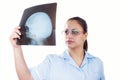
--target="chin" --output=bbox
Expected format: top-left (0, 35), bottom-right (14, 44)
top-left (65, 43), bottom-right (75, 48)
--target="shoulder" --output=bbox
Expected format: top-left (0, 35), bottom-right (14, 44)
top-left (86, 52), bottom-right (103, 66)
top-left (44, 53), bottom-right (62, 63)
top-left (45, 50), bottom-right (67, 60)
top-left (46, 53), bottom-right (61, 59)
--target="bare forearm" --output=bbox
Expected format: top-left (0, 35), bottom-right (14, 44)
top-left (13, 47), bottom-right (33, 80)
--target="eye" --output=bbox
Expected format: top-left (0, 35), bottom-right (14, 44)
top-left (72, 29), bottom-right (79, 35)
top-left (64, 29), bottom-right (69, 35)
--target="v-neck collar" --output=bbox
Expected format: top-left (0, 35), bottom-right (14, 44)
top-left (61, 50), bottom-right (95, 68)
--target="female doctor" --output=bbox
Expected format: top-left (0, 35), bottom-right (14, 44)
top-left (9, 16), bottom-right (105, 80)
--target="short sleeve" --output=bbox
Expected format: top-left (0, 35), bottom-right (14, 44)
top-left (29, 55), bottom-right (52, 80)
top-left (100, 61), bottom-right (105, 80)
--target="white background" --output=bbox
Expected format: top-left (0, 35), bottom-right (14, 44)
top-left (0, 0), bottom-right (120, 80)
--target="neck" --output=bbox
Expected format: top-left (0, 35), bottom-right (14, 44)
top-left (68, 48), bottom-right (85, 66)
top-left (68, 47), bottom-right (84, 56)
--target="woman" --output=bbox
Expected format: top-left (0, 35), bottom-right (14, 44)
top-left (9, 16), bottom-right (105, 80)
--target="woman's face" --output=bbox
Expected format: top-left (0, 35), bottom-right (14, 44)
top-left (63, 20), bottom-right (88, 49)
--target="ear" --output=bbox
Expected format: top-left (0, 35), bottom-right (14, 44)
top-left (84, 32), bottom-right (88, 40)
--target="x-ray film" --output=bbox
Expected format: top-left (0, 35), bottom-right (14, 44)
top-left (17, 2), bottom-right (57, 45)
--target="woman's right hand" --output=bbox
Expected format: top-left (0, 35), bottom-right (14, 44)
top-left (9, 27), bottom-right (21, 48)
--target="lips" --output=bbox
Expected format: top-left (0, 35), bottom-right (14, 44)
top-left (66, 40), bottom-right (74, 44)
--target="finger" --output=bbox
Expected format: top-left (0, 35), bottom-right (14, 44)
top-left (11, 31), bottom-right (21, 40)
top-left (14, 27), bottom-right (21, 35)
top-left (15, 29), bottom-right (21, 35)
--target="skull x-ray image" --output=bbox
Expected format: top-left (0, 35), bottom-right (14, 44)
top-left (25, 12), bottom-right (52, 45)
top-left (17, 3), bottom-right (57, 45)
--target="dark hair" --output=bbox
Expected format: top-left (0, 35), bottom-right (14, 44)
top-left (67, 17), bottom-right (88, 51)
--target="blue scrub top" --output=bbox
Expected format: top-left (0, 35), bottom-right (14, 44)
top-left (30, 50), bottom-right (105, 80)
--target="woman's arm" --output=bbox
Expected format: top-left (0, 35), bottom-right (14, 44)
top-left (9, 27), bottom-right (33, 80)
